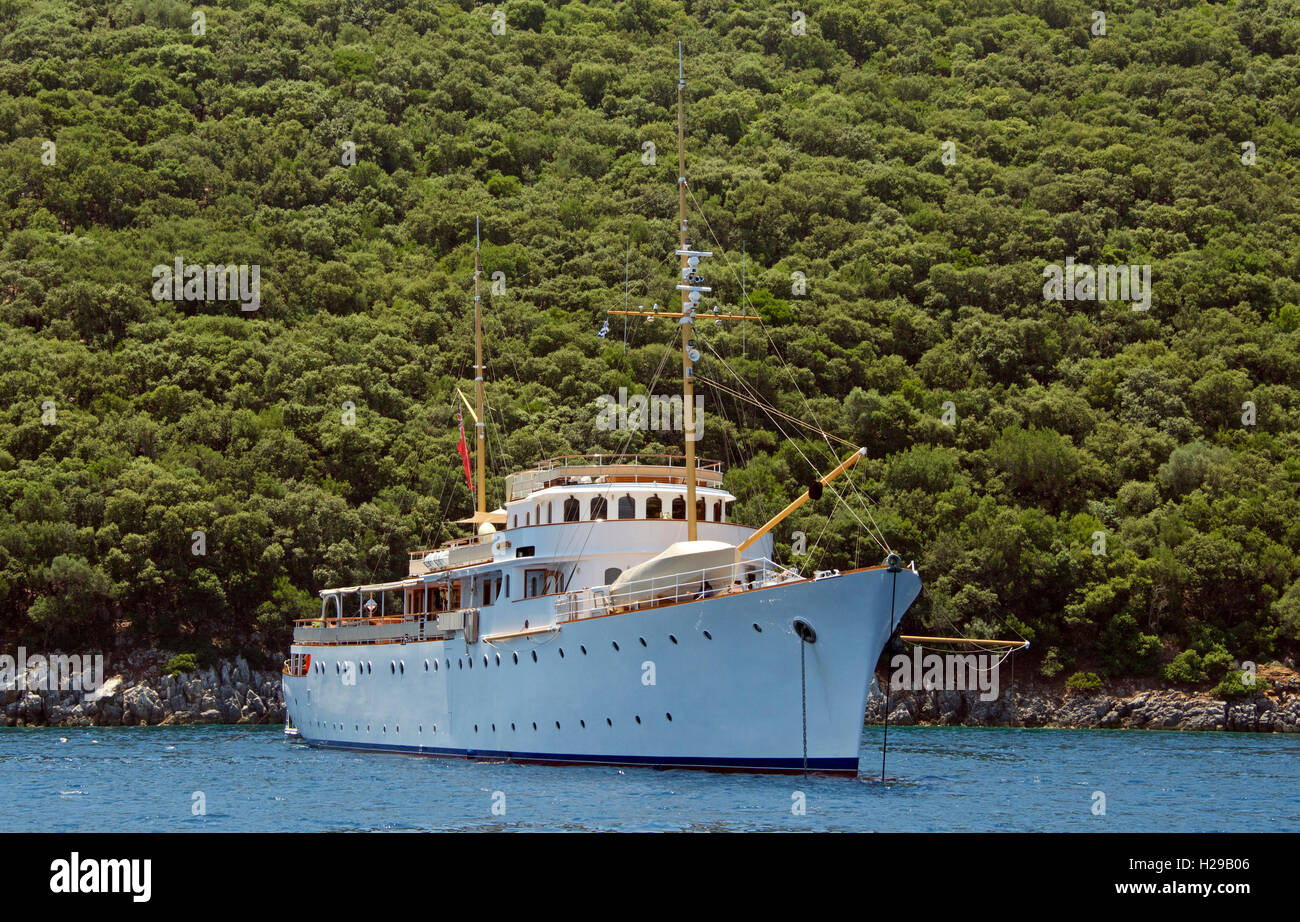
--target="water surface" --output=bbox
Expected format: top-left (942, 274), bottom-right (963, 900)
top-left (3, 725), bottom-right (1295, 832)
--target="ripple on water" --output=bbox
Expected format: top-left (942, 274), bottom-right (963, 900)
top-left (0, 724), bottom-right (1296, 832)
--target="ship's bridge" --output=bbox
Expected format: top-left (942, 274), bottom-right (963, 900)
top-left (405, 455), bottom-right (743, 577)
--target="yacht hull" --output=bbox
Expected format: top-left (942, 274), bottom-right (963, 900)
top-left (284, 565), bottom-right (921, 775)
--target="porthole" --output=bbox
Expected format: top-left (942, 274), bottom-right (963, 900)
top-left (580, 645), bottom-right (587, 655)
top-left (666, 713), bottom-right (673, 721)
top-left (531, 650), bottom-right (537, 662)
top-left (511, 723), bottom-right (516, 731)
top-left (513, 652), bottom-right (518, 664)
top-left (703, 630), bottom-right (712, 640)
top-left (639, 637), bottom-right (646, 647)
top-left (354, 724), bottom-right (358, 731)
top-left (474, 724), bottom-right (478, 732)
top-left (606, 718), bottom-right (612, 726)
top-left (753, 623), bottom-right (762, 633)
top-left (483, 655), bottom-right (488, 667)
top-left (367, 662), bottom-right (372, 673)
top-left (400, 661), bottom-right (405, 674)
top-left (612, 641), bottom-right (620, 652)
top-left (424, 659), bottom-right (429, 671)
top-left (419, 724), bottom-right (423, 732)
top-left (559, 648), bottom-right (565, 658)
top-left (382, 725), bottom-right (386, 733)
top-left (491, 723), bottom-right (496, 731)
top-left (434, 660), bottom-right (439, 671)
top-left (395, 725), bottom-right (399, 733)
top-left (580, 719), bottom-right (586, 728)
top-left (532, 722), bottom-right (537, 731)
top-left (496, 653), bottom-right (501, 666)
top-left (524, 620), bottom-right (529, 628)
top-left (555, 721), bottom-right (561, 729)
top-left (335, 662), bottom-right (340, 674)
top-left (445, 659), bottom-right (450, 668)
top-left (669, 635), bottom-right (678, 644)
top-left (635, 715), bottom-right (641, 724)
top-left (458, 659), bottom-right (462, 670)
top-left (468, 657), bottom-right (473, 669)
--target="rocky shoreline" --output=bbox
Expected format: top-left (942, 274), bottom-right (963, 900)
top-left (865, 675), bottom-right (1300, 733)
top-left (1, 650), bottom-right (285, 727)
top-left (5, 648), bottom-right (1300, 732)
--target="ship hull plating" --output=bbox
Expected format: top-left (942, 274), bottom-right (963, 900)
top-left (284, 566), bottom-right (920, 775)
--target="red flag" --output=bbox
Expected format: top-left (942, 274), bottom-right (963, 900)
top-left (456, 409), bottom-right (474, 494)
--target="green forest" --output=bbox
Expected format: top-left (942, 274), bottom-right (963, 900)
top-left (1, 0), bottom-right (1298, 692)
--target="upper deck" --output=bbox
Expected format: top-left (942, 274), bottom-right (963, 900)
top-left (406, 454), bottom-right (730, 576)
top-left (503, 454), bottom-right (724, 502)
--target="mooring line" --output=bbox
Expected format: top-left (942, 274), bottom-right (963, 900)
top-left (881, 556), bottom-right (901, 783)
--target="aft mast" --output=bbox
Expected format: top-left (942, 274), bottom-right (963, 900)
top-left (474, 216), bottom-right (486, 519)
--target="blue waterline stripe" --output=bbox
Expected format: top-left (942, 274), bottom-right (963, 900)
top-left (302, 736), bottom-right (857, 773)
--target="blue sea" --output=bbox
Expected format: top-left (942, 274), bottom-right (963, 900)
top-left (4, 725), bottom-right (1297, 832)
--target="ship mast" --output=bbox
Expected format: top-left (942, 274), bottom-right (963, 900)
top-left (675, 42), bottom-right (698, 542)
top-left (610, 42), bottom-right (756, 543)
top-left (474, 216), bottom-right (486, 518)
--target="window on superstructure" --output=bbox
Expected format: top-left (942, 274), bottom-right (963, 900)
top-left (618, 494), bottom-right (635, 519)
top-left (671, 496), bottom-right (686, 520)
top-left (696, 498), bottom-right (705, 521)
top-left (525, 568), bottom-right (545, 599)
top-left (646, 495), bottom-right (662, 519)
top-left (590, 496), bottom-right (607, 520)
top-left (563, 496), bottom-right (580, 522)
top-left (604, 567), bottom-right (621, 584)
top-left (524, 512), bottom-right (530, 526)
top-left (713, 501), bottom-right (722, 522)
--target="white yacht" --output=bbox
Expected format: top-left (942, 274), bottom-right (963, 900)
top-left (282, 48), bottom-right (922, 775)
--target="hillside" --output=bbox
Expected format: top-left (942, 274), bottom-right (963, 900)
top-left (1, 0), bottom-right (1298, 693)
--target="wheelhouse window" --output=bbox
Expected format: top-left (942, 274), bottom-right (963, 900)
top-left (563, 496), bottom-right (580, 522)
top-left (590, 496), bottom-right (608, 520)
top-left (618, 494), bottom-right (635, 519)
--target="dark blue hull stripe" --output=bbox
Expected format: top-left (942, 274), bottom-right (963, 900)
top-left (300, 736), bottom-right (858, 774)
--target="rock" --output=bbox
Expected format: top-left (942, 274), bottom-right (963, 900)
top-left (20, 692), bottom-right (44, 721)
top-left (886, 703), bottom-right (914, 725)
top-left (244, 690), bottom-right (265, 716)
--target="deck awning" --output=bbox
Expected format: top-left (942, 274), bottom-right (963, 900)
top-left (319, 578), bottom-right (418, 598)
top-left (455, 508), bottom-right (507, 526)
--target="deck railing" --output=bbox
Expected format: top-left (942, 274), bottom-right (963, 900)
top-left (291, 609), bottom-right (477, 645)
top-left (554, 557), bottom-right (799, 623)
